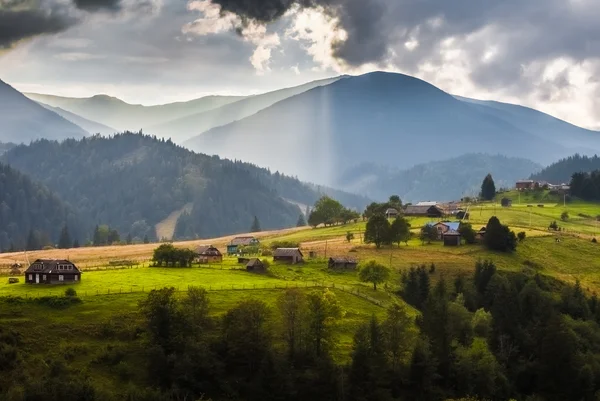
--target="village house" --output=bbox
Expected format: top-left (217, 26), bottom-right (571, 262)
top-left (195, 245), bottom-right (223, 263)
top-left (328, 257), bottom-right (358, 269)
top-left (24, 259), bottom-right (81, 284)
top-left (246, 258), bottom-right (265, 272)
top-left (404, 205), bottom-right (445, 218)
top-left (432, 222), bottom-right (461, 240)
top-left (385, 208), bottom-right (399, 219)
top-left (516, 180), bottom-right (536, 190)
top-left (273, 248), bottom-right (304, 264)
top-left (227, 236), bottom-right (260, 255)
top-left (443, 231), bottom-right (462, 246)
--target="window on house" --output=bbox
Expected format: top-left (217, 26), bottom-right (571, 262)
top-left (74, 275), bottom-right (78, 281)
top-left (58, 275), bottom-right (64, 281)
top-left (43, 275), bottom-right (46, 280)
top-left (29, 274), bottom-right (33, 280)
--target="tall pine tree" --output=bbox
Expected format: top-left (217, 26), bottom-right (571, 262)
top-left (251, 216), bottom-right (261, 232)
top-left (296, 214), bottom-right (306, 227)
top-left (480, 174), bottom-right (496, 201)
top-left (58, 224), bottom-right (71, 249)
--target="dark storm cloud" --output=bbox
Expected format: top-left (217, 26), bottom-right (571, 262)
top-left (73, 0), bottom-right (122, 12)
top-left (0, 0), bottom-right (125, 49)
top-left (0, 5), bottom-right (75, 48)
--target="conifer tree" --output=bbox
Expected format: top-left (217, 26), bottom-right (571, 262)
top-left (480, 174), bottom-right (496, 201)
top-left (296, 214), bottom-right (306, 227)
top-left (251, 216), bottom-right (261, 232)
top-left (58, 224), bottom-right (71, 249)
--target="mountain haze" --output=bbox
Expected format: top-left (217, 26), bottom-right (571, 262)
top-left (24, 92), bottom-right (246, 132)
top-left (338, 154), bottom-right (542, 202)
top-left (146, 76), bottom-right (344, 142)
top-left (184, 72), bottom-right (576, 187)
top-left (38, 102), bottom-right (117, 136)
top-left (0, 79), bottom-right (87, 143)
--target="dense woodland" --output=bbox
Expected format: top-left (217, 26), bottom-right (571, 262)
top-left (531, 154), bottom-right (600, 184)
top-left (3, 261), bottom-right (600, 400)
top-left (571, 170), bottom-right (600, 202)
top-left (0, 163), bottom-right (82, 251)
top-left (0, 133), bottom-right (367, 245)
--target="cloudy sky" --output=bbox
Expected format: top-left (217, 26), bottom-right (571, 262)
top-left (1, 0), bottom-right (599, 129)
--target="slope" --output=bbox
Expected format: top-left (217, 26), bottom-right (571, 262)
top-left (456, 96), bottom-right (600, 152)
top-left (337, 154), bottom-right (542, 202)
top-left (0, 79), bottom-right (87, 143)
top-left (531, 154), bottom-right (600, 184)
top-left (24, 92), bottom-right (246, 131)
top-left (0, 163), bottom-right (83, 251)
top-left (37, 102), bottom-right (117, 136)
top-left (184, 71), bottom-right (571, 186)
top-left (147, 76), bottom-right (344, 143)
top-left (1, 133), bottom-right (368, 241)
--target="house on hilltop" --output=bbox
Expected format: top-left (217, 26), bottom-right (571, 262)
top-left (273, 248), bottom-right (304, 264)
top-left (227, 236), bottom-right (260, 255)
top-left (516, 180), bottom-right (535, 190)
top-left (25, 259), bottom-right (81, 284)
top-left (195, 245), bottom-right (223, 263)
top-left (385, 208), bottom-right (399, 219)
top-left (328, 257), bottom-right (358, 269)
top-left (404, 205), bottom-right (445, 218)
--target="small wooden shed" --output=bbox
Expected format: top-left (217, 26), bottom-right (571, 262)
top-left (443, 231), bottom-right (462, 246)
top-left (273, 248), bottom-right (304, 264)
top-left (328, 257), bottom-right (358, 269)
top-left (246, 258), bottom-right (265, 272)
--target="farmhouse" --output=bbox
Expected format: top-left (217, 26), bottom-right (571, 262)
top-left (273, 248), bottom-right (304, 264)
top-left (328, 257), bottom-right (358, 269)
top-left (404, 205), bottom-right (445, 218)
top-left (385, 208), bottom-right (399, 219)
top-left (195, 245), bottom-right (223, 263)
top-left (516, 180), bottom-right (536, 190)
top-left (246, 258), bottom-right (265, 272)
top-left (432, 222), bottom-right (461, 239)
top-left (24, 259), bottom-right (81, 284)
top-left (227, 236), bottom-right (260, 255)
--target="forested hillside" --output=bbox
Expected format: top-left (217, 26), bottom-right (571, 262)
top-left (1, 133), bottom-right (367, 241)
top-left (531, 154), bottom-right (600, 183)
top-left (0, 163), bottom-right (82, 251)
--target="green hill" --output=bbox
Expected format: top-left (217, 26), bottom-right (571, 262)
top-left (531, 154), bottom-right (600, 183)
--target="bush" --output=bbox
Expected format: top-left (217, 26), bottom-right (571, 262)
top-left (561, 211), bottom-right (569, 221)
top-left (261, 249), bottom-right (273, 257)
top-left (269, 240), bottom-right (300, 250)
top-left (34, 296), bottom-right (82, 309)
top-left (65, 288), bottom-right (77, 297)
top-left (517, 232), bottom-right (526, 242)
top-left (549, 221), bottom-right (559, 231)
top-left (593, 238), bottom-right (597, 244)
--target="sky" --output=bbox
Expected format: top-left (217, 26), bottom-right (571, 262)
top-left (0, 0), bottom-right (599, 130)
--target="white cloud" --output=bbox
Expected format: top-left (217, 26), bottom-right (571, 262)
top-left (54, 52), bottom-right (106, 61)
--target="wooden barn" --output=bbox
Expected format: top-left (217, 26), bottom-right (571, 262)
top-left (246, 258), bottom-right (265, 272)
top-left (404, 205), bottom-right (445, 218)
top-left (227, 236), bottom-right (260, 255)
top-left (24, 259), bottom-right (81, 284)
top-left (432, 222), bottom-right (461, 240)
top-left (195, 245), bottom-right (223, 263)
top-left (328, 257), bottom-right (358, 269)
top-left (443, 231), bottom-right (462, 246)
top-left (273, 248), bottom-right (304, 264)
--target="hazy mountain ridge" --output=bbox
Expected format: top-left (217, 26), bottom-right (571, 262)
top-left (0, 79), bottom-right (87, 143)
top-left (1, 133), bottom-right (368, 240)
top-left (338, 154), bottom-right (542, 202)
top-left (146, 76), bottom-right (344, 143)
top-left (24, 92), bottom-right (246, 132)
top-left (38, 102), bottom-right (117, 136)
top-left (184, 72), bottom-right (574, 187)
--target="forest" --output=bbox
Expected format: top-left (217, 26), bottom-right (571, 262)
top-left (2, 260), bottom-right (600, 401)
top-left (531, 154), bottom-right (600, 184)
top-left (0, 133), bottom-right (368, 246)
top-left (571, 170), bottom-right (600, 202)
top-left (0, 163), bottom-right (83, 251)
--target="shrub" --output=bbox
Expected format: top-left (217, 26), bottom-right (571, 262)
top-left (561, 211), bottom-right (569, 221)
top-left (270, 240), bottom-right (300, 250)
top-left (593, 238), bottom-right (597, 244)
top-left (549, 221), bottom-right (559, 231)
top-left (65, 288), bottom-right (77, 297)
top-left (429, 263), bottom-right (436, 274)
top-left (517, 231), bottom-right (526, 242)
top-left (261, 249), bottom-right (273, 257)
top-left (34, 296), bottom-right (82, 309)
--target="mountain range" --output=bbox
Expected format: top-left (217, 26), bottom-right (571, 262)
top-left (3, 71), bottom-right (600, 204)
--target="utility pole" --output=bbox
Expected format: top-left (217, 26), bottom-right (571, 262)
top-left (389, 247), bottom-right (393, 269)
top-left (324, 240), bottom-right (328, 259)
